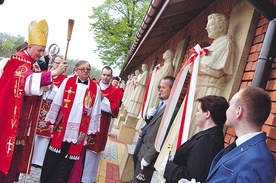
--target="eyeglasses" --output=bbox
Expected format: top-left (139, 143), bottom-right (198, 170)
top-left (77, 67), bottom-right (91, 71)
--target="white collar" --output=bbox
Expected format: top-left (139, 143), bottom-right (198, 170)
top-left (99, 80), bottom-right (110, 90)
top-left (236, 132), bottom-right (262, 146)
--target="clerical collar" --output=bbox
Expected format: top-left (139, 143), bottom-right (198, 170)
top-left (99, 80), bottom-right (110, 90)
top-left (78, 78), bottom-right (89, 85)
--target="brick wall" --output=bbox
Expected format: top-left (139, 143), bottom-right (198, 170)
top-left (224, 12), bottom-right (276, 159)
top-left (139, 0), bottom-right (276, 157)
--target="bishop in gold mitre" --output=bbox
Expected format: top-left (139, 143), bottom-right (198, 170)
top-left (0, 18), bottom-right (66, 181)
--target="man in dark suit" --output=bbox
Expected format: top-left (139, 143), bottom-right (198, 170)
top-left (205, 86), bottom-right (275, 182)
top-left (134, 76), bottom-right (178, 183)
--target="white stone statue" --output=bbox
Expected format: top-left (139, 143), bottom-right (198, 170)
top-left (124, 73), bottom-right (135, 108)
top-left (147, 50), bottom-right (174, 109)
top-left (154, 13), bottom-right (236, 182)
top-left (128, 64), bottom-right (150, 116)
top-left (188, 13), bottom-right (235, 137)
top-left (131, 69), bottom-right (141, 91)
top-left (120, 80), bottom-right (126, 91)
top-left (122, 74), bottom-right (132, 106)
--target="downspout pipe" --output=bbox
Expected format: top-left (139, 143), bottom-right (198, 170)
top-left (251, 18), bottom-right (276, 89)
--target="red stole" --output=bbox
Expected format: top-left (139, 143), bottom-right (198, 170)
top-left (49, 76), bottom-right (97, 159)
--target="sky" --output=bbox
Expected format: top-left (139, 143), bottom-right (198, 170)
top-left (0, 0), bottom-right (120, 76)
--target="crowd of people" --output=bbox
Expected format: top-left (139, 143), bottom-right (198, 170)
top-left (0, 13), bottom-right (275, 183)
top-left (0, 20), bottom-right (124, 183)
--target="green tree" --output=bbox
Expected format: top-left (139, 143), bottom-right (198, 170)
top-left (0, 33), bottom-right (25, 57)
top-left (90, 67), bottom-right (101, 80)
top-left (90, 0), bottom-right (150, 69)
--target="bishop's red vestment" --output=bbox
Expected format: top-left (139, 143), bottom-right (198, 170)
top-left (0, 51), bottom-right (52, 177)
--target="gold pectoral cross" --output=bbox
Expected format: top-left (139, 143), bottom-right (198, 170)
top-left (64, 87), bottom-right (75, 108)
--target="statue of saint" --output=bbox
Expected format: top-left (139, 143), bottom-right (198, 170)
top-left (122, 74), bottom-right (132, 106)
top-left (188, 13), bottom-right (235, 137)
top-left (124, 73), bottom-right (135, 108)
top-left (147, 50), bottom-right (174, 109)
top-left (154, 13), bottom-right (236, 180)
top-left (128, 64), bottom-right (149, 116)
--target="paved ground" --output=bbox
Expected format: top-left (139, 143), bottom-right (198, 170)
top-left (16, 126), bottom-right (126, 183)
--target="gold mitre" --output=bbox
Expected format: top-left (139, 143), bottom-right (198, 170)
top-left (28, 20), bottom-right (48, 46)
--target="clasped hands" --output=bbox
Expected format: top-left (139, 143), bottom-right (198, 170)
top-left (147, 107), bottom-right (157, 119)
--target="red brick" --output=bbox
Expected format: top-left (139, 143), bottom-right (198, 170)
top-left (266, 138), bottom-right (276, 152)
top-left (224, 134), bottom-right (232, 144)
top-left (247, 52), bottom-right (259, 62)
top-left (270, 69), bottom-right (276, 79)
top-left (253, 34), bottom-right (265, 44)
top-left (242, 72), bottom-right (254, 80)
top-left (257, 17), bottom-right (269, 27)
top-left (225, 127), bottom-right (234, 134)
top-left (263, 125), bottom-right (276, 139)
top-left (255, 26), bottom-right (268, 36)
top-left (240, 82), bottom-right (251, 88)
top-left (271, 102), bottom-right (276, 114)
top-left (256, 43), bottom-right (263, 52)
top-left (244, 62), bottom-right (253, 71)
top-left (266, 80), bottom-right (275, 90)
top-left (266, 80), bottom-right (274, 90)
top-left (250, 45), bottom-right (258, 53)
top-left (268, 91), bottom-right (276, 102)
top-left (251, 61), bottom-right (257, 70)
top-left (265, 114), bottom-right (276, 126)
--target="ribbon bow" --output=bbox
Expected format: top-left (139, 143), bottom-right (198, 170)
top-left (186, 45), bottom-right (209, 65)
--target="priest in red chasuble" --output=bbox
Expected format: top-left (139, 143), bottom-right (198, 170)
top-left (81, 66), bottom-right (123, 183)
top-left (0, 20), bottom-right (67, 182)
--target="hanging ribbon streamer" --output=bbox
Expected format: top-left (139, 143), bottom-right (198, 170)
top-left (155, 44), bottom-right (209, 151)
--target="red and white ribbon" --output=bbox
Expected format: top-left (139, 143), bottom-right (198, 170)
top-left (155, 44), bottom-right (209, 151)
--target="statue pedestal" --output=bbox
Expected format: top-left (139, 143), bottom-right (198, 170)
top-left (117, 114), bottom-right (139, 144)
top-left (119, 144), bottom-right (135, 182)
top-left (124, 114), bottom-right (139, 128)
top-left (115, 106), bottom-right (124, 128)
top-left (116, 108), bottom-right (128, 129)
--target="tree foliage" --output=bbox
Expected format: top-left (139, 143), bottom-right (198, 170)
top-left (0, 33), bottom-right (25, 57)
top-left (90, 0), bottom-right (150, 69)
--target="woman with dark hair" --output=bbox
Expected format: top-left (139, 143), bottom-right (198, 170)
top-left (163, 95), bottom-right (229, 183)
